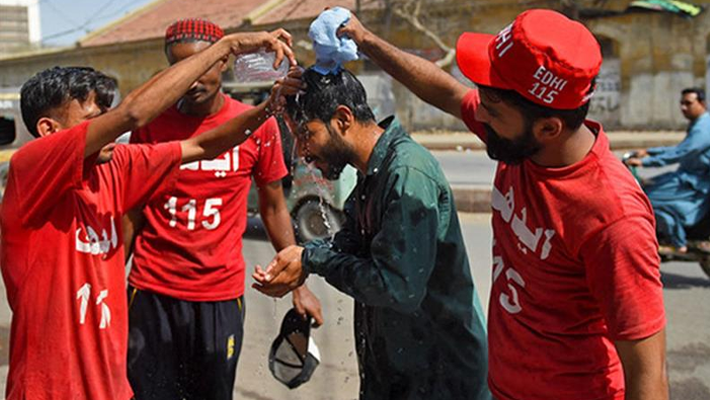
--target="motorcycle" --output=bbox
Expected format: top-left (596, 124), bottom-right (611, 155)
top-left (622, 152), bottom-right (710, 279)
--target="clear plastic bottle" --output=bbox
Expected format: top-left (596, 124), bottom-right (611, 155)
top-left (233, 48), bottom-right (290, 84)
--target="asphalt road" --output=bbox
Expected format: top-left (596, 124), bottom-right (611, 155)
top-left (0, 214), bottom-right (706, 399)
top-left (432, 149), bottom-right (677, 188)
top-left (232, 214), bottom-right (709, 400)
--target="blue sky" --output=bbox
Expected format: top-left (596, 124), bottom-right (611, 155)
top-left (40, 0), bottom-right (154, 46)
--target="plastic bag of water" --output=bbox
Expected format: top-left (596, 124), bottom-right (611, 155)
top-left (233, 48), bottom-right (290, 84)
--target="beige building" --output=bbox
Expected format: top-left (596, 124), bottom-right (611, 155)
top-left (0, 0), bottom-right (708, 130)
top-left (0, 0), bottom-right (40, 55)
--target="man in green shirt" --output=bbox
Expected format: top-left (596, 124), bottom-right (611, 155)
top-left (254, 67), bottom-right (490, 399)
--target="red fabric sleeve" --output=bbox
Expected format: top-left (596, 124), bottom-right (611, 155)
top-left (460, 89), bottom-right (488, 143)
top-left (580, 216), bottom-right (666, 340)
top-left (129, 127), bottom-right (147, 144)
top-left (253, 117), bottom-right (288, 186)
top-left (109, 142), bottom-right (182, 212)
top-left (9, 121), bottom-right (90, 226)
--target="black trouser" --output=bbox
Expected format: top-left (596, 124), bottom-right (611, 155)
top-left (127, 286), bottom-right (245, 400)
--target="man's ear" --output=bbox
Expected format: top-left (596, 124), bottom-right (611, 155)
top-left (36, 117), bottom-right (62, 138)
top-left (532, 117), bottom-right (564, 144)
top-left (333, 105), bottom-right (354, 135)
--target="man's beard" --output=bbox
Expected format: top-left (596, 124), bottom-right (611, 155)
top-left (484, 124), bottom-right (541, 165)
top-left (317, 125), bottom-right (354, 180)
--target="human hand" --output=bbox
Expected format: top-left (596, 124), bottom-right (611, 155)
top-left (224, 29), bottom-right (296, 69)
top-left (252, 245), bottom-right (307, 298)
top-left (292, 285), bottom-right (324, 327)
top-left (624, 157), bottom-right (643, 167)
top-left (266, 66), bottom-right (306, 116)
top-left (635, 149), bottom-right (649, 158)
top-left (337, 11), bottom-right (370, 44)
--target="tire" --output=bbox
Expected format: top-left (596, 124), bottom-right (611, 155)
top-left (293, 198), bottom-right (343, 244)
top-left (700, 258), bottom-right (710, 279)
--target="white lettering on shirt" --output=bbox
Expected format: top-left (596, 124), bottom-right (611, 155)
top-left (491, 184), bottom-right (558, 314)
top-left (96, 290), bottom-right (111, 329)
top-left (75, 216), bottom-right (118, 256)
top-left (181, 147), bottom-right (240, 178)
top-left (76, 284), bottom-right (111, 329)
top-left (76, 283), bottom-right (91, 325)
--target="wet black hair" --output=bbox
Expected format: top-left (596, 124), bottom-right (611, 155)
top-left (479, 78), bottom-right (596, 132)
top-left (20, 66), bottom-right (117, 138)
top-left (682, 87), bottom-right (706, 103)
top-left (285, 67), bottom-right (376, 129)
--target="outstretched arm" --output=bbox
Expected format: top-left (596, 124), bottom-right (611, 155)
top-left (85, 30), bottom-right (296, 160)
top-left (339, 14), bottom-right (469, 118)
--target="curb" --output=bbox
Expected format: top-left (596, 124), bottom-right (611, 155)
top-left (452, 186), bottom-right (491, 214)
top-left (414, 133), bottom-right (685, 152)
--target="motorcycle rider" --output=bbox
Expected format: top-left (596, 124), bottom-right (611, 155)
top-left (625, 87), bottom-right (710, 253)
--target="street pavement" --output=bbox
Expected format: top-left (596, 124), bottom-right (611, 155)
top-left (0, 214), bottom-right (707, 399)
top-left (432, 149), bottom-right (679, 212)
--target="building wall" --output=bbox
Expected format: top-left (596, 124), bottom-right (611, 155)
top-left (0, 39), bottom-right (167, 95)
top-left (1, 1), bottom-right (710, 131)
top-left (0, 0), bottom-right (40, 54)
top-left (0, 5), bottom-right (30, 54)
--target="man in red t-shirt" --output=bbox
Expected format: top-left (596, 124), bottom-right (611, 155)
top-left (123, 19), bottom-right (323, 400)
top-left (326, 9), bottom-right (668, 400)
top-left (0, 30), bottom-right (296, 400)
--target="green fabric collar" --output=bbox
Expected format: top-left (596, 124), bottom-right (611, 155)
top-left (366, 116), bottom-right (405, 176)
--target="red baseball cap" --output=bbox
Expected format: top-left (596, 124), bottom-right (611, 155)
top-left (456, 9), bottom-right (601, 110)
top-left (165, 18), bottom-right (224, 46)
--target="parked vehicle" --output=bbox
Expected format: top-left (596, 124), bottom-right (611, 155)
top-left (623, 152), bottom-right (710, 278)
top-left (0, 88), bottom-right (34, 202)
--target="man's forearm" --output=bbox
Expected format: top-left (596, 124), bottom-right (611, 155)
top-left (85, 41), bottom-right (231, 157)
top-left (181, 102), bottom-right (272, 163)
top-left (615, 330), bottom-right (668, 400)
top-left (356, 30), bottom-right (468, 117)
top-left (261, 203), bottom-right (296, 251)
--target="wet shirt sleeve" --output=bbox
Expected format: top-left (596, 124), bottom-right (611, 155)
top-left (305, 192), bottom-right (362, 255)
top-left (7, 121), bottom-right (90, 226)
top-left (579, 215), bottom-right (666, 340)
top-left (302, 167), bottom-right (441, 314)
top-left (642, 116), bottom-right (710, 167)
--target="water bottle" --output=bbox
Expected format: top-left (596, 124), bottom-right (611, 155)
top-left (233, 48), bottom-right (290, 84)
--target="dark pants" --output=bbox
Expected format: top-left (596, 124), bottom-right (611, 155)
top-left (127, 286), bottom-right (245, 400)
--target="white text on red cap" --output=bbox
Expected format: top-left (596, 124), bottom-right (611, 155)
top-left (495, 24), bottom-right (514, 58)
top-left (529, 66), bottom-right (568, 105)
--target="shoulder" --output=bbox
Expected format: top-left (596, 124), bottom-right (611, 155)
top-left (567, 148), bottom-right (654, 248)
top-left (223, 96), bottom-right (253, 114)
top-left (387, 136), bottom-right (446, 187)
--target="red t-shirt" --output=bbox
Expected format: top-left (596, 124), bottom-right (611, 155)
top-left (128, 94), bottom-right (288, 301)
top-left (0, 121), bottom-right (181, 400)
top-left (461, 90), bottom-right (666, 400)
